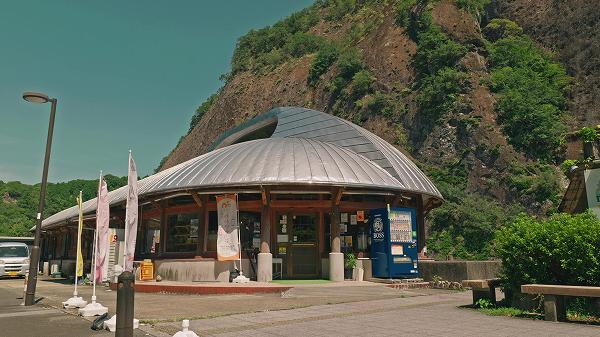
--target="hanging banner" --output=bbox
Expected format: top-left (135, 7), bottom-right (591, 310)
top-left (95, 175), bottom-right (110, 283)
top-left (76, 191), bottom-right (84, 277)
top-left (124, 151), bottom-right (139, 272)
top-left (216, 194), bottom-right (239, 261)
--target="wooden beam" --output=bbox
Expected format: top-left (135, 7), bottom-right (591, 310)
top-left (334, 188), bottom-right (343, 206)
top-left (261, 186), bottom-right (270, 206)
top-left (191, 192), bottom-right (203, 208)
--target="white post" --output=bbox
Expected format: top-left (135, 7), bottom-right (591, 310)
top-left (78, 172), bottom-right (107, 316)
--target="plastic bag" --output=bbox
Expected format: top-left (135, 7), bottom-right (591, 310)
top-left (91, 312), bottom-right (109, 330)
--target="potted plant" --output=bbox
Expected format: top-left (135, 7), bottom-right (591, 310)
top-left (344, 252), bottom-right (357, 280)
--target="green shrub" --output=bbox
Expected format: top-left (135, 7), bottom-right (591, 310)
top-left (283, 32), bottom-right (326, 58)
top-left (308, 42), bottom-right (341, 85)
top-left (349, 69), bottom-right (375, 99)
top-left (230, 4), bottom-right (320, 75)
top-left (483, 19), bottom-right (523, 42)
top-left (188, 93), bottom-right (217, 134)
top-left (337, 48), bottom-right (365, 80)
top-left (495, 212), bottom-right (600, 292)
top-left (488, 35), bottom-right (571, 161)
top-left (324, 0), bottom-right (358, 20)
top-left (507, 163), bottom-right (562, 206)
top-left (578, 127), bottom-right (599, 143)
top-left (455, 0), bottom-right (490, 19)
top-left (417, 67), bottom-right (470, 122)
top-left (560, 159), bottom-right (578, 176)
top-left (415, 26), bottom-right (467, 75)
top-left (395, 0), bottom-right (417, 28)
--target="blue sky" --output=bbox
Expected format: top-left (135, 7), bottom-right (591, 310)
top-left (0, 0), bottom-right (313, 183)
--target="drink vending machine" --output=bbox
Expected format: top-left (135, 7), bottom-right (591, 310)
top-left (370, 207), bottom-right (419, 278)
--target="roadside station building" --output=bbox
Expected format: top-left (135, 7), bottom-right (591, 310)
top-left (40, 107), bottom-right (442, 282)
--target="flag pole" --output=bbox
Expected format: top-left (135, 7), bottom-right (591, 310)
top-left (237, 193), bottom-right (242, 276)
top-left (73, 191), bottom-right (82, 296)
top-left (122, 150), bottom-right (131, 271)
top-left (92, 171), bottom-right (101, 300)
top-left (61, 191), bottom-right (87, 308)
top-left (78, 171), bottom-right (108, 316)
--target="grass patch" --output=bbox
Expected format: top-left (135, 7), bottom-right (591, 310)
top-left (479, 307), bottom-right (526, 317)
top-left (271, 279), bottom-right (332, 285)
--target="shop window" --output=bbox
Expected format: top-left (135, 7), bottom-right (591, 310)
top-left (62, 232), bottom-right (71, 258)
top-left (139, 218), bottom-right (161, 255)
top-left (207, 211), bottom-right (218, 251)
top-left (166, 212), bottom-right (200, 253)
top-left (207, 211), bottom-right (261, 252)
top-left (240, 212), bottom-right (261, 251)
top-left (339, 211), bottom-right (370, 255)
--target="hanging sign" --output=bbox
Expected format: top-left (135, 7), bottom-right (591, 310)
top-left (216, 194), bottom-right (240, 261)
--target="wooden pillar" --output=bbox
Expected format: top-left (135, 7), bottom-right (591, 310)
top-left (416, 195), bottom-right (426, 255)
top-left (260, 205), bottom-right (271, 253)
top-left (260, 189), bottom-right (271, 253)
top-left (331, 205), bottom-right (341, 253)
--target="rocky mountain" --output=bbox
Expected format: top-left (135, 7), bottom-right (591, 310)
top-left (156, 0), bottom-right (594, 259)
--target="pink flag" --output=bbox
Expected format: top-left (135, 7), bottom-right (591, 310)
top-left (124, 152), bottom-right (138, 272)
top-left (95, 175), bottom-right (110, 283)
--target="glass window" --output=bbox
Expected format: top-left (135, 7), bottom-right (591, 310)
top-left (207, 211), bottom-right (218, 251)
top-left (166, 213), bottom-right (199, 253)
top-left (240, 212), bottom-right (261, 251)
top-left (0, 246), bottom-right (28, 258)
top-left (140, 218), bottom-right (161, 255)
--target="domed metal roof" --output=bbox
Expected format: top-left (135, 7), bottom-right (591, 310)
top-left (211, 107), bottom-right (442, 199)
top-left (42, 138), bottom-right (406, 228)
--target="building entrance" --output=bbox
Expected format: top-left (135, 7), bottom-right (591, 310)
top-left (275, 211), bottom-right (319, 278)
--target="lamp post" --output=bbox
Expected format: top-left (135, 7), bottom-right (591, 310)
top-left (22, 91), bottom-right (57, 306)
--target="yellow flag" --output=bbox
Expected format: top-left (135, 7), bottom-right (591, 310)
top-left (76, 191), bottom-right (84, 277)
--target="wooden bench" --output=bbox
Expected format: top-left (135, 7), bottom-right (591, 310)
top-left (521, 284), bottom-right (600, 322)
top-left (462, 279), bottom-right (501, 306)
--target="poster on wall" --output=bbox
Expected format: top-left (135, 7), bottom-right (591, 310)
top-left (585, 168), bottom-right (600, 219)
top-left (216, 194), bottom-right (240, 261)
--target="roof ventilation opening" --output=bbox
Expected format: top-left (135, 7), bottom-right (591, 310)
top-left (213, 116), bottom-right (278, 150)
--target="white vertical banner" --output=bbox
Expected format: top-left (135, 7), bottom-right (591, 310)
top-left (124, 151), bottom-right (139, 272)
top-left (95, 175), bottom-right (110, 283)
top-left (216, 194), bottom-right (239, 261)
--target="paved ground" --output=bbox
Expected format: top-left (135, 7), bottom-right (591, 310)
top-left (150, 291), bottom-right (600, 337)
top-left (0, 277), bottom-right (598, 337)
top-left (0, 282), bottom-right (154, 337)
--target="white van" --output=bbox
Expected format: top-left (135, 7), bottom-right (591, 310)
top-left (0, 242), bottom-right (30, 278)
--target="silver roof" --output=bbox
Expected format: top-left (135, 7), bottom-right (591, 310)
top-left (42, 138), bottom-right (407, 228)
top-left (211, 107), bottom-right (442, 199)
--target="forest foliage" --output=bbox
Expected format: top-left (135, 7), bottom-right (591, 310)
top-left (0, 176), bottom-right (127, 237)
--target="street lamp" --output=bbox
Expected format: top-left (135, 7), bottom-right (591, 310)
top-left (22, 91), bottom-right (57, 306)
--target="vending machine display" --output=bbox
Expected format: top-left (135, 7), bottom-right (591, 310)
top-left (370, 207), bottom-right (418, 278)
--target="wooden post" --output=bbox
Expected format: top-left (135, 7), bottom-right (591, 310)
top-left (331, 205), bottom-right (341, 253)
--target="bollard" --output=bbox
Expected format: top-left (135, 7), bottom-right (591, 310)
top-left (116, 271), bottom-right (135, 337)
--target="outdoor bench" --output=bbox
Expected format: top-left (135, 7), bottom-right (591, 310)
top-left (462, 278), bottom-right (501, 306)
top-left (521, 284), bottom-right (600, 322)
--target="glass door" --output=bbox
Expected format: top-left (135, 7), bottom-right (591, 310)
top-left (289, 213), bottom-right (319, 278)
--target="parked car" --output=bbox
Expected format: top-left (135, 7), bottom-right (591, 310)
top-left (0, 242), bottom-right (30, 278)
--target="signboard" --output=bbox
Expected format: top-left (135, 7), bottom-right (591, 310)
top-left (216, 194), bottom-right (240, 261)
top-left (356, 211), bottom-right (365, 222)
top-left (585, 168), bottom-right (600, 219)
top-left (111, 234), bottom-right (118, 243)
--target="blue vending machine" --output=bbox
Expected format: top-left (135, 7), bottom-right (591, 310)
top-left (370, 207), bottom-right (419, 278)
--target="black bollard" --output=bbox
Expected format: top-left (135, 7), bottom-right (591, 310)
top-left (116, 271), bottom-right (135, 337)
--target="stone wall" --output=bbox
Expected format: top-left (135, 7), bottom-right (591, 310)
top-left (418, 260), bottom-right (502, 282)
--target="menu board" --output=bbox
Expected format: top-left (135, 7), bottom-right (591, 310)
top-left (389, 210), bottom-right (412, 243)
